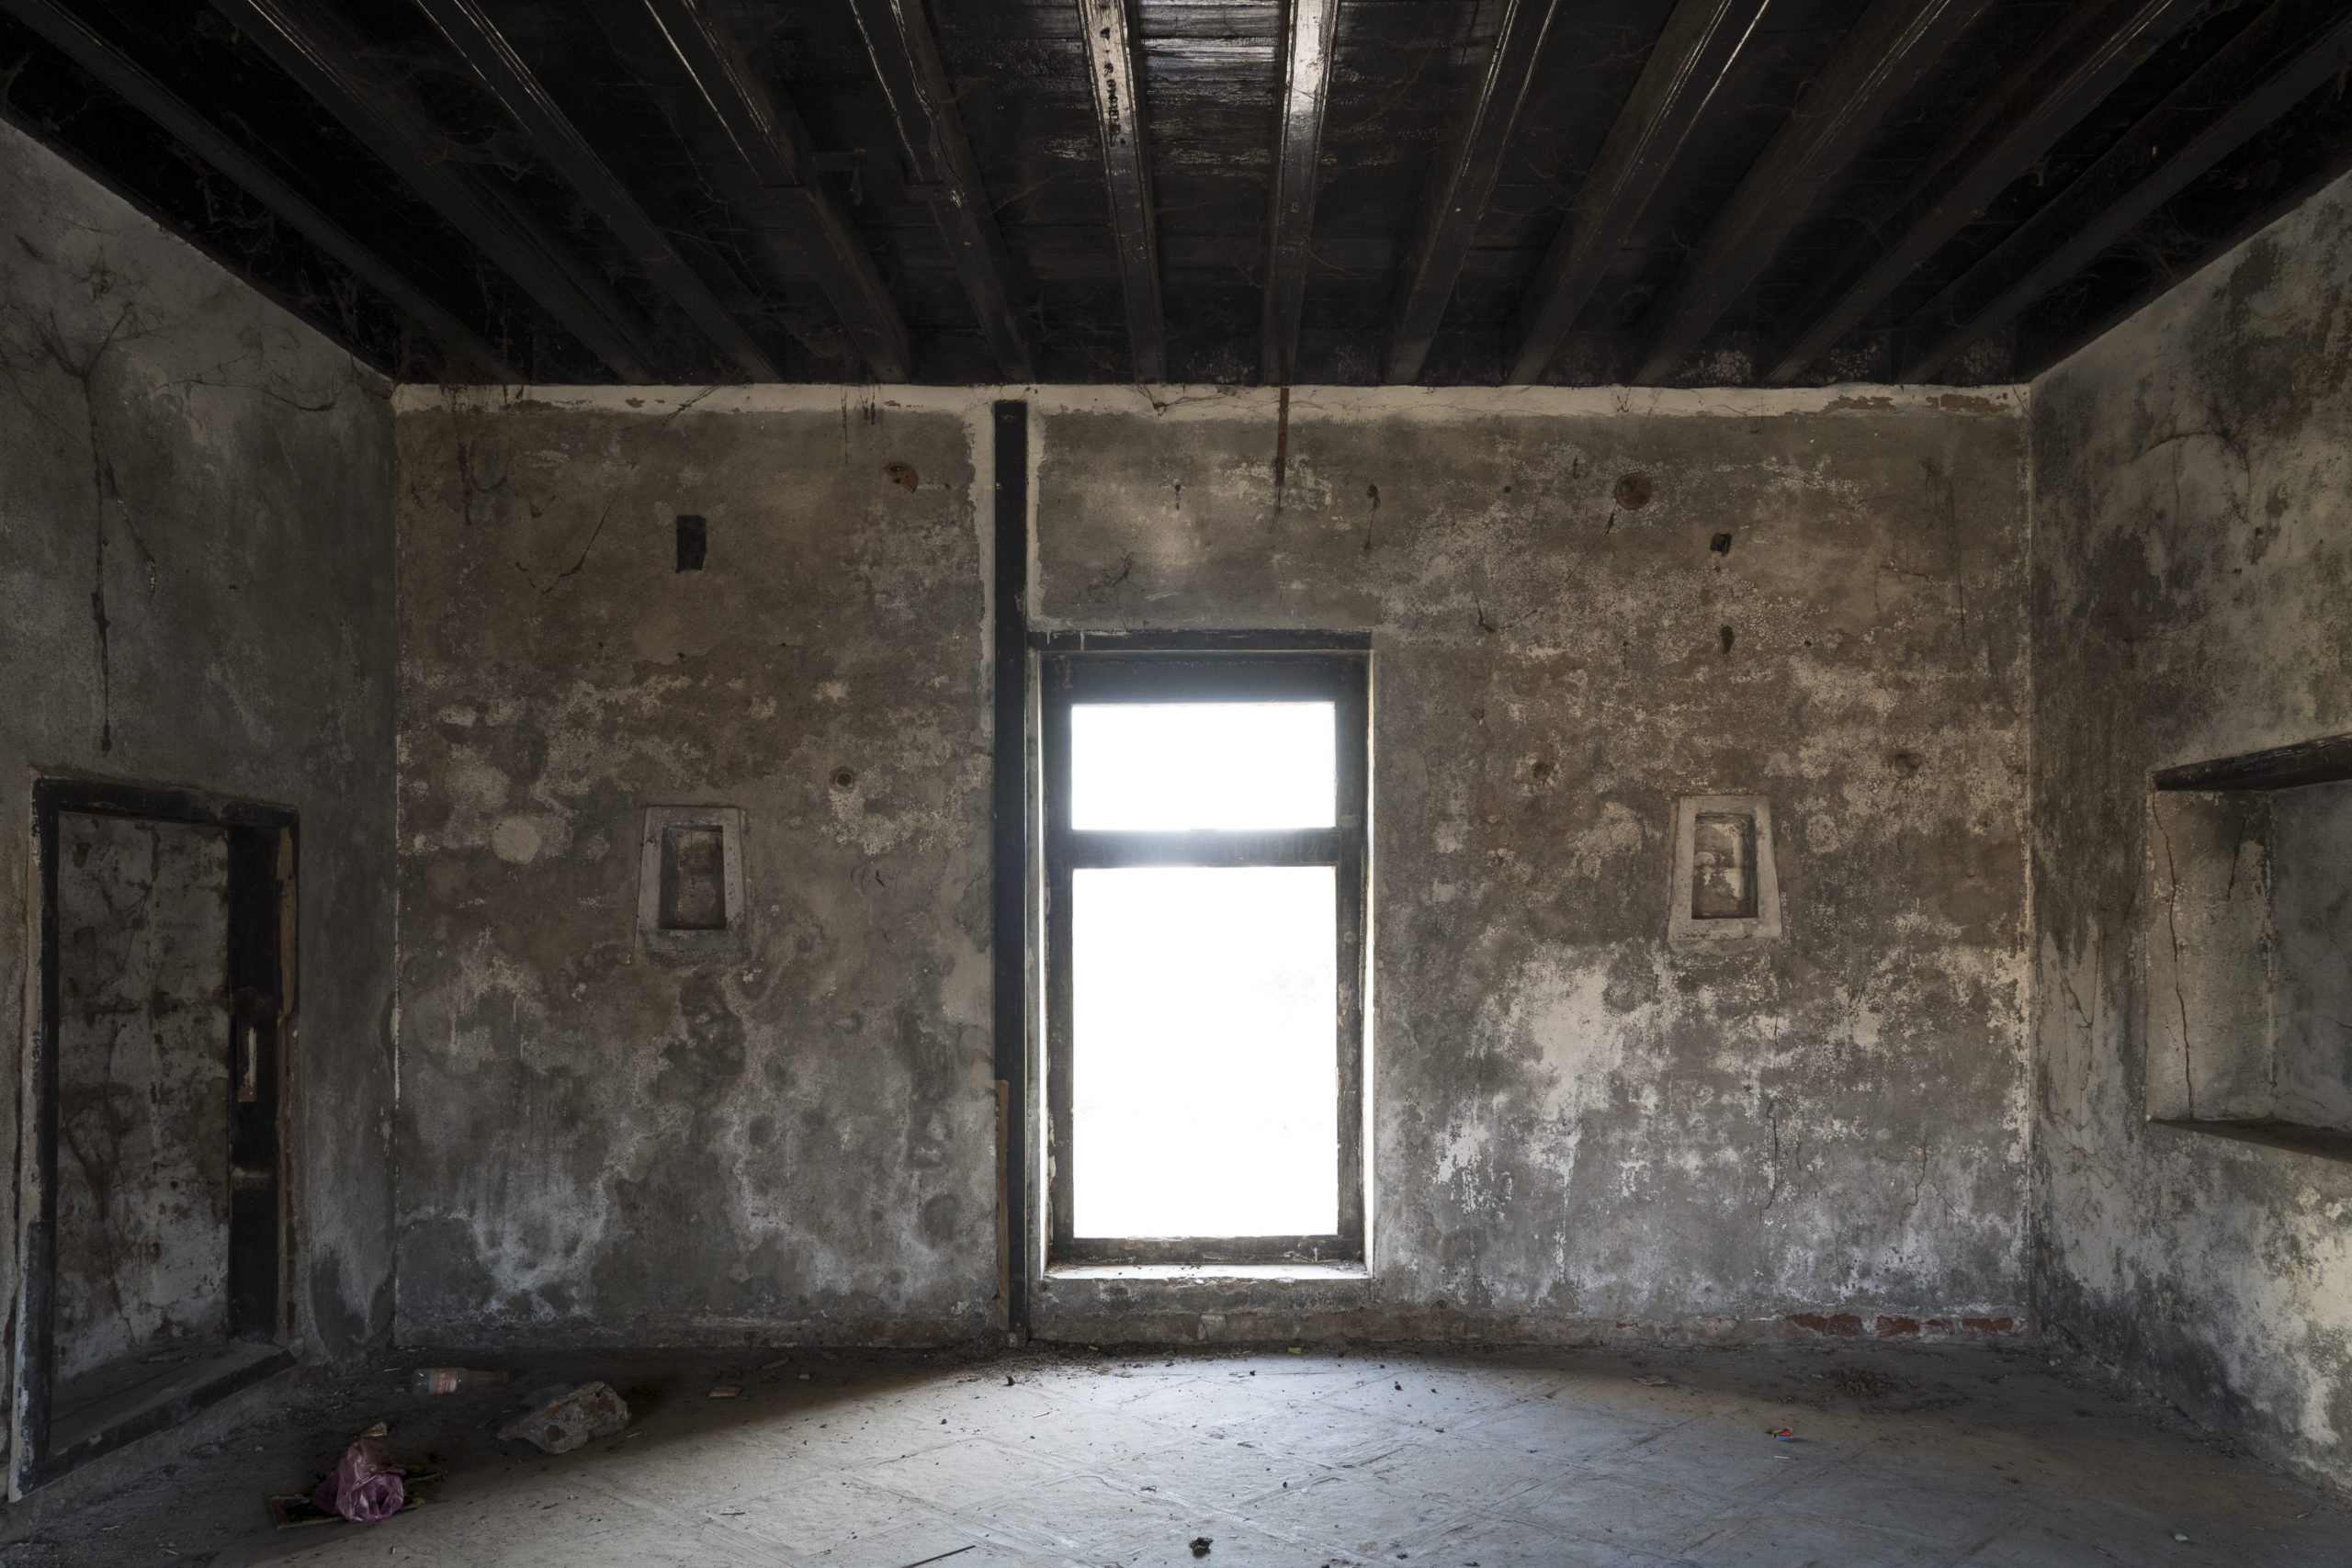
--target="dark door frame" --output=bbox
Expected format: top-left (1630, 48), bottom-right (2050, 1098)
top-left (1039, 643), bottom-right (1371, 1266)
top-left (14, 776), bottom-right (297, 1495)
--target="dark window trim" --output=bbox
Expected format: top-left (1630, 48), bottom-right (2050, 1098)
top-left (16, 776), bottom-right (296, 1495)
top-left (1031, 628), bottom-right (1372, 653)
top-left (1041, 649), bottom-right (1369, 1267)
top-left (2152, 731), bottom-right (2352, 793)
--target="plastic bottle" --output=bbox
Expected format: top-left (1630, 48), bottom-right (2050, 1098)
top-left (408, 1367), bottom-right (510, 1396)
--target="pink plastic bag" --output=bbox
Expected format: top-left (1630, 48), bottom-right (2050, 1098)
top-left (310, 1438), bottom-right (406, 1523)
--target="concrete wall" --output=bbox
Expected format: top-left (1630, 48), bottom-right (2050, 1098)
top-left (2029, 167), bottom-right (2352, 1494)
top-left (390, 394), bottom-right (997, 1346)
top-left (0, 116), bottom-right (400, 1402)
top-left (1029, 389), bottom-right (2032, 1343)
top-left (393, 383), bottom-right (2032, 1350)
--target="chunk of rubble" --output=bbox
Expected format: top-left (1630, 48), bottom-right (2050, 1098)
top-left (497, 1381), bottom-right (631, 1455)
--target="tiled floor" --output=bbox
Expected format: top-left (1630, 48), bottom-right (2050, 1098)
top-left (3, 1341), bottom-right (2343, 1566)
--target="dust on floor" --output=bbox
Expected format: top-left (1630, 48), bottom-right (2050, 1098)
top-left (0, 1342), bottom-right (2341, 1566)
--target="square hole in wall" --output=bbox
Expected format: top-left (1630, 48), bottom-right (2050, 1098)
top-left (638, 806), bottom-right (745, 960)
top-left (1668, 795), bottom-right (1781, 944)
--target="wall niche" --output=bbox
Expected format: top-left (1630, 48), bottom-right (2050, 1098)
top-left (637, 806), bottom-right (747, 962)
top-left (2145, 735), bottom-right (2352, 1160)
top-left (1666, 795), bottom-right (1782, 946)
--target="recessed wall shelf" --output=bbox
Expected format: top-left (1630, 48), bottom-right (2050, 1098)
top-left (2146, 734), bottom-right (2352, 1163)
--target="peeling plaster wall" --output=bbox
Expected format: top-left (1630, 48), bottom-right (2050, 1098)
top-left (1029, 390), bottom-right (2033, 1345)
top-left (0, 117), bottom-right (399, 1383)
top-left (390, 395), bottom-right (997, 1347)
top-left (390, 383), bottom-right (2032, 1352)
top-left (2029, 169), bottom-right (2352, 1494)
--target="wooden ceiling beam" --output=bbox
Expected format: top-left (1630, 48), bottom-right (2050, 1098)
top-left (1899, 0), bottom-right (2352, 383)
top-left (1075, 0), bottom-right (1165, 382)
top-left (413, 0), bottom-right (778, 381)
top-left (1384, 0), bottom-right (1561, 385)
top-left (209, 0), bottom-right (662, 381)
top-left (1761, 0), bottom-right (2208, 386)
top-left (846, 0), bottom-right (1034, 381)
top-left (1506, 0), bottom-right (1771, 387)
top-left (1, 0), bottom-right (518, 378)
top-left (1260, 0), bottom-right (1341, 387)
top-left (632, 0), bottom-right (911, 382)
top-left (1629, 0), bottom-right (1996, 387)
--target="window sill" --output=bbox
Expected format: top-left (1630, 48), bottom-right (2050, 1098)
top-left (1045, 1262), bottom-right (1370, 1283)
top-left (2150, 1118), bottom-right (2352, 1163)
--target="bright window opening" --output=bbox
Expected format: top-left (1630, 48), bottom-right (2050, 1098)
top-left (1045, 651), bottom-right (1367, 1265)
top-left (1071, 703), bottom-right (1335, 829)
top-left (1072, 865), bottom-right (1338, 1236)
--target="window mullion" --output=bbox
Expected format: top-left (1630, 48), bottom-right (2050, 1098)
top-left (1057, 829), bottom-right (1347, 868)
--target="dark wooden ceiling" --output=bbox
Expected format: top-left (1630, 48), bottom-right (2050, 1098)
top-left (6, 0), bottom-right (2350, 386)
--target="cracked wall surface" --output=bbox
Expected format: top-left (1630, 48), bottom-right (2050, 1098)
top-left (390, 394), bottom-right (996, 1346)
top-left (0, 117), bottom-right (399, 1391)
top-left (391, 383), bottom-right (2032, 1352)
top-left (2030, 166), bottom-right (2352, 1495)
top-left (1029, 392), bottom-right (2033, 1344)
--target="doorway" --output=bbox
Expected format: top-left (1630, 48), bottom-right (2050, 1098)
top-left (15, 780), bottom-right (295, 1495)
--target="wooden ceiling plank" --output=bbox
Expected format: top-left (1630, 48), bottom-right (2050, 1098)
top-left (632, 0), bottom-right (912, 383)
top-left (413, 0), bottom-right (778, 381)
top-left (1383, 0), bottom-right (1562, 385)
top-left (845, 0), bottom-right (1034, 381)
top-left (1075, 0), bottom-right (1166, 382)
top-left (209, 0), bottom-right (662, 382)
top-left (1505, 0), bottom-right (1773, 387)
top-left (1760, 0), bottom-right (2209, 386)
top-left (1898, 0), bottom-right (2352, 383)
top-left (1260, 0), bottom-right (1341, 386)
top-left (1629, 0), bottom-right (1997, 387)
top-left (1, 0), bottom-right (518, 378)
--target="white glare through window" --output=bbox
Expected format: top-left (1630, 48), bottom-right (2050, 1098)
top-left (1070, 703), bottom-right (1335, 829)
top-left (1072, 864), bottom-right (1339, 1236)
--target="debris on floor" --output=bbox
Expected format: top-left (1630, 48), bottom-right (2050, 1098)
top-left (707, 1384), bottom-right (743, 1398)
top-left (1769, 1426), bottom-right (1794, 1440)
top-left (17, 1347), bottom-right (2344, 1568)
top-left (410, 1367), bottom-right (509, 1395)
top-left (300, 1438), bottom-right (406, 1525)
top-left (360, 1420), bottom-right (388, 1438)
top-left (269, 1489), bottom-right (422, 1529)
top-left (1823, 1365), bottom-right (1903, 1397)
top-left (498, 1380), bottom-right (632, 1455)
top-left (1189, 1537), bottom-right (1213, 1557)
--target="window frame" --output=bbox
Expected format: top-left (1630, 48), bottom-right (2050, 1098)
top-left (1041, 649), bottom-right (1370, 1266)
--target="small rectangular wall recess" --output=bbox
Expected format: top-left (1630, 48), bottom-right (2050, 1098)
top-left (657, 826), bottom-right (728, 930)
top-left (1690, 811), bottom-right (1758, 919)
top-left (1668, 795), bottom-right (1781, 944)
top-left (638, 806), bottom-right (745, 960)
